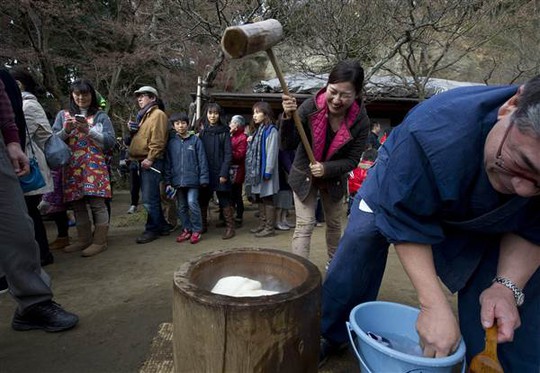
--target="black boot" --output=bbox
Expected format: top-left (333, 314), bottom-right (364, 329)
top-left (200, 203), bottom-right (209, 233)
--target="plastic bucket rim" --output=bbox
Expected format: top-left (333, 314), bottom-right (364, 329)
top-left (350, 301), bottom-right (466, 367)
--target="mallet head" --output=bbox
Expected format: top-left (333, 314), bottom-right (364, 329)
top-left (221, 19), bottom-right (283, 59)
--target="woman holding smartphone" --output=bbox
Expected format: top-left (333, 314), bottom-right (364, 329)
top-left (53, 79), bottom-right (115, 257)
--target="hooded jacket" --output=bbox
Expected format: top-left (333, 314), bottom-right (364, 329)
top-left (164, 132), bottom-right (209, 188)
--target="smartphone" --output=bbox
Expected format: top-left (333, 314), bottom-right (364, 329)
top-left (74, 114), bottom-right (86, 123)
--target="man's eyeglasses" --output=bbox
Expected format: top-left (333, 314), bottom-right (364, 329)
top-left (495, 122), bottom-right (540, 189)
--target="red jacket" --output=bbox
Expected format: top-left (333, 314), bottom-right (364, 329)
top-left (230, 130), bottom-right (247, 184)
top-left (348, 160), bottom-right (374, 194)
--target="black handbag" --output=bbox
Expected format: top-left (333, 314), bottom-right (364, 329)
top-left (19, 125), bottom-right (46, 193)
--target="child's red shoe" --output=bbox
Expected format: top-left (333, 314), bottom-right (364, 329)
top-left (190, 232), bottom-right (201, 244)
top-left (176, 229), bottom-right (191, 243)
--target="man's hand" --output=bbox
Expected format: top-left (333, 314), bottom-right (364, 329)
top-left (6, 142), bottom-right (30, 176)
top-left (479, 283), bottom-right (521, 342)
top-left (394, 242), bottom-right (461, 358)
top-left (219, 176), bottom-right (227, 184)
top-left (141, 158), bottom-right (153, 169)
top-left (417, 302), bottom-right (461, 357)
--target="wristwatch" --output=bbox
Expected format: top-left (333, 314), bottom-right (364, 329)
top-left (492, 276), bottom-right (525, 306)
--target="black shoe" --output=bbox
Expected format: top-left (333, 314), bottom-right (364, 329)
top-left (319, 338), bottom-right (349, 368)
top-left (41, 252), bottom-right (54, 267)
top-left (12, 301), bottom-right (79, 332)
top-left (160, 223), bottom-right (176, 236)
top-left (136, 231), bottom-right (159, 244)
top-left (0, 276), bottom-right (8, 294)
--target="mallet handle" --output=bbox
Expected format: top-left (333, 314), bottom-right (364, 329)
top-left (266, 48), bottom-right (316, 164)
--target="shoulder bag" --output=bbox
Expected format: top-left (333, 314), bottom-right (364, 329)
top-left (19, 125), bottom-right (46, 193)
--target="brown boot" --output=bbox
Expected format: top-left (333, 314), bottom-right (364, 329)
top-left (249, 203), bottom-right (266, 233)
top-left (82, 224), bottom-right (108, 257)
top-left (49, 236), bottom-right (70, 250)
top-left (255, 203), bottom-right (275, 237)
top-left (222, 206), bottom-right (235, 240)
top-left (63, 224), bottom-right (92, 253)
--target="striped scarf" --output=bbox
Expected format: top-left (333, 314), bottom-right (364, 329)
top-left (244, 125), bottom-right (264, 187)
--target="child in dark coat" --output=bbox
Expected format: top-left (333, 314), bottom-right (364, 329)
top-left (164, 112), bottom-right (209, 244)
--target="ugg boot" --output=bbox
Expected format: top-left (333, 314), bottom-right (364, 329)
top-left (63, 224), bottom-right (92, 253)
top-left (200, 203), bottom-right (209, 233)
top-left (222, 206), bottom-right (236, 240)
top-left (249, 203), bottom-right (266, 233)
top-left (255, 204), bottom-right (275, 237)
top-left (82, 224), bottom-right (108, 257)
top-left (49, 236), bottom-right (70, 250)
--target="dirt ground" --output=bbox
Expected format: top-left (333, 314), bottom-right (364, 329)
top-left (0, 191), bottom-right (457, 373)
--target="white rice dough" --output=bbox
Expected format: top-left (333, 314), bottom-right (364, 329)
top-left (211, 276), bottom-right (279, 297)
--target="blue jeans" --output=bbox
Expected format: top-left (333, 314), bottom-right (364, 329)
top-left (140, 159), bottom-right (167, 234)
top-left (177, 187), bottom-right (202, 233)
top-left (321, 193), bottom-right (389, 344)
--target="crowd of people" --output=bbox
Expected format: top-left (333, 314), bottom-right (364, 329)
top-left (1, 61), bottom-right (539, 373)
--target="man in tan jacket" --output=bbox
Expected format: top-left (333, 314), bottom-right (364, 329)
top-left (128, 86), bottom-right (170, 243)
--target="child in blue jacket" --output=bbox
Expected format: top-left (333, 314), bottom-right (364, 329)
top-left (164, 113), bottom-right (209, 244)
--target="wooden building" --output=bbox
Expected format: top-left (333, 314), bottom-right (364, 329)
top-left (192, 92), bottom-right (420, 128)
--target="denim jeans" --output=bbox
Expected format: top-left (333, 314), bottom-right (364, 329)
top-left (140, 159), bottom-right (167, 234)
top-left (321, 193), bottom-right (389, 345)
top-left (291, 187), bottom-right (344, 259)
top-left (177, 187), bottom-right (202, 233)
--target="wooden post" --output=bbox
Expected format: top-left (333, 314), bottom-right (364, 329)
top-left (172, 248), bottom-right (321, 373)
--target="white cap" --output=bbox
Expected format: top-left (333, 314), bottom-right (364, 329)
top-left (134, 86), bottom-right (159, 97)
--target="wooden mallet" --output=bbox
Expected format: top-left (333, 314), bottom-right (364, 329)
top-left (221, 19), bottom-right (316, 164)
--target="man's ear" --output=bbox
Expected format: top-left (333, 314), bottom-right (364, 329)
top-left (497, 86), bottom-right (522, 119)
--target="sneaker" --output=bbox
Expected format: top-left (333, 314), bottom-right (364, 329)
top-left (285, 219), bottom-right (295, 228)
top-left (136, 231), bottom-right (159, 244)
top-left (12, 301), bottom-right (79, 332)
top-left (319, 338), bottom-right (349, 368)
top-left (176, 229), bottom-right (192, 243)
top-left (275, 222), bottom-right (290, 231)
top-left (127, 205), bottom-right (137, 214)
top-left (0, 276), bottom-right (8, 295)
top-left (190, 232), bottom-right (201, 244)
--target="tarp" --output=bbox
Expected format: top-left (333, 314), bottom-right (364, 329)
top-left (253, 74), bottom-right (484, 98)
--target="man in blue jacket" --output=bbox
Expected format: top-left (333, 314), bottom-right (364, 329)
top-left (320, 76), bottom-right (540, 372)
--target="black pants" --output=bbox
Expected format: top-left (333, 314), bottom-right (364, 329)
top-left (129, 163), bottom-right (141, 206)
top-left (24, 194), bottom-right (52, 263)
top-left (199, 187), bottom-right (232, 209)
top-left (231, 184), bottom-right (244, 220)
top-left (50, 211), bottom-right (69, 237)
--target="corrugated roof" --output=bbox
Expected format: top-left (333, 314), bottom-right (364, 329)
top-left (254, 74), bottom-right (484, 98)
